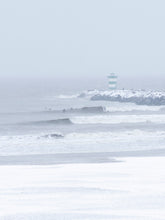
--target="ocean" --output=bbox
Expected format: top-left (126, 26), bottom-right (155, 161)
top-left (1, 78), bottom-right (165, 219)
top-left (0, 78), bottom-right (165, 156)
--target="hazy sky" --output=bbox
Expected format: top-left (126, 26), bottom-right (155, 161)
top-left (0, 0), bottom-right (165, 88)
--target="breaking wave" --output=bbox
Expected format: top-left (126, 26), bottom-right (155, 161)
top-left (27, 118), bottom-right (73, 125)
top-left (61, 106), bottom-right (105, 114)
top-left (71, 114), bottom-right (165, 124)
top-left (44, 105), bottom-right (163, 115)
top-left (0, 130), bottom-right (165, 156)
top-left (56, 94), bottom-right (79, 99)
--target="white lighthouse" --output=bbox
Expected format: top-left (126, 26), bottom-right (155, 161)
top-left (108, 73), bottom-right (118, 90)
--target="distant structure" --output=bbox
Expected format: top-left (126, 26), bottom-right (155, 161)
top-left (108, 73), bottom-right (118, 90)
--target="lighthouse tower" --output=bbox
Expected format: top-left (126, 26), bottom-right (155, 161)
top-left (108, 73), bottom-right (117, 90)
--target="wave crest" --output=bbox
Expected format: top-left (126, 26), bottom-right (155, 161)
top-left (30, 118), bottom-right (73, 125)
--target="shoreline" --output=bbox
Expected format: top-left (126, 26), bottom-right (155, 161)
top-left (0, 148), bottom-right (165, 165)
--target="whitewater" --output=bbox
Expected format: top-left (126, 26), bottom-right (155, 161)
top-left (0, 88), bottom-right (165, 219)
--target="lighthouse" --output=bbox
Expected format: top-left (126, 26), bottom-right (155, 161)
top-left (108, 73), bottom-right (118, 90)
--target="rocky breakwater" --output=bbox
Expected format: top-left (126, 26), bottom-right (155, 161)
top-left (90, 90), bottom-right (165, 106)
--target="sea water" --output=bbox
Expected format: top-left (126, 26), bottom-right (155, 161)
top-left (0, 78), bottom-right (165, 156)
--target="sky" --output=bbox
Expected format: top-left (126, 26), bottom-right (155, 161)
top-left (0, 0), bottom-right (165, 89)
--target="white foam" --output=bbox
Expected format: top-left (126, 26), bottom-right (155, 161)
top-left (56, 94), bottom-right (79, 99)
top-left (0, 130), bottom-right (165, 156)
top-left (71, 114), bottom-right (165, 124)
top-left (105, 103), bottom-right (162, 112)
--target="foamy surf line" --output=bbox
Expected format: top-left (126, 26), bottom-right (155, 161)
top-left (1, 130), bottom-right (165, 156)
top-left (71, 114), bottom-right (165, 124)
top-left (1, 149), bottom-right (165, 165)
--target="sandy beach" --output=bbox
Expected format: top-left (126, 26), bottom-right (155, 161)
top-left (1, 156), bottom-right (165, 220)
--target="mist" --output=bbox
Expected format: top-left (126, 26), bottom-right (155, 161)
top-left (1, 2), bottom-right (165, 218)
top-left (0, 0), bottom-right (165, 90)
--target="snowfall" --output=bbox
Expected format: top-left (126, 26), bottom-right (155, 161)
top-left (1, 89), bottom-right (165, 219)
